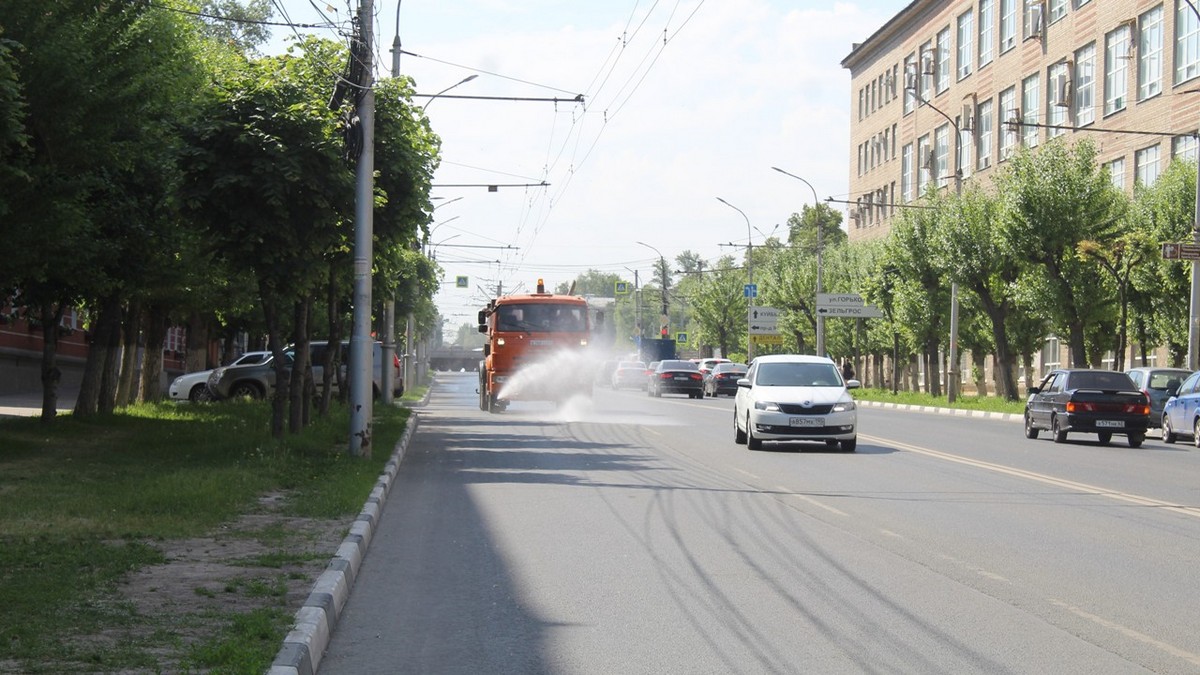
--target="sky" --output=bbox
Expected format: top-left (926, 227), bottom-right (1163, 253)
top-left (265, 0), bottom-right (911, 326)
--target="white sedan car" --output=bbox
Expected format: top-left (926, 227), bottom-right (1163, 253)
top-left (733, 354), bottom-right (860, 452)
top-left (168, 351), bottom-right (271, 402)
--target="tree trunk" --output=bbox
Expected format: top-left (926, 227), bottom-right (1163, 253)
top-left (116, 299), bottom-right (141, 406)
top-left (260, 294), bottom-right (288, 440)
top-left (76, 295), bottom-right (122, 417)
top-left (321, 267), bottom-right (339, 415)
top-left (926, 340), bottom-right (942, 397)
top-left (972, 351), bottom-right (987, 396)
top-left (38, 301), bottom-right (64, 422)
top-left (187, 310), bottom-right (210, 371)
top-left (289, 298), bottom-right (309, 434)
top-left (141, 304), bottom-right (169, 403)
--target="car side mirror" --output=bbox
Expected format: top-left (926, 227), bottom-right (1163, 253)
top-left (1027, 386), bottom-right (1041, 395)
top-left (736, 378), bottom-right (750, 388)
top-left (845, 378), bottom-right (861, 390)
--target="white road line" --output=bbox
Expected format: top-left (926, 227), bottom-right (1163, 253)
top-left (863, 434), bottom-right (1200, 519)
top-left (1049, 599), bottom-right (1200, 666)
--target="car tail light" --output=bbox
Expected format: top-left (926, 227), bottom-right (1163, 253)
top-left (690, 373), bottom-right (702, 380)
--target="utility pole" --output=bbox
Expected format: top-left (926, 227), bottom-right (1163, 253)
top-left (717, 197), bottom-right (753, 360)
top-left (349, 0), bottom-right (375, 457)
top-left (379, 0), bottom-right (403, 407)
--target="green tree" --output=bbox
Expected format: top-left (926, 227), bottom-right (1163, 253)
top-left (556, 270), bottom-right (622, 297)
top-left (685, 257), bottom-right (746, 357)
top-left (998, 139), bottom-right (1123, 367)
top-left (195, 0), bottom-right (273, 52)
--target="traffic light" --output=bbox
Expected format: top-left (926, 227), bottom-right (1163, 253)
top-left (660, 324), bottom-right (668, 337)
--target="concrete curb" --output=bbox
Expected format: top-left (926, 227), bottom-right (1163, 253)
top-left (267, 403), bottom-right (421, 675)
top-left (856, 399), bottom-right (1024, 423)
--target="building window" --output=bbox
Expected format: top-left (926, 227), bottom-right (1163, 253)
top-left (958, 10), bottom-right (974, 80)
top-left (999, 86), bottom-right (1017, 160)
top-left (1178, 0), bottom-right (1200, 84)
top-left (892, 123), bottom-right (898, 158)
top-left (917, 135), bottom-right (931, 194)
top-left (1136, 144), bottom-right (1162, 186)
top-left (902, 143), bottom-right (914, 202)
top-left (1075, 42), bottom-right (1096, 126)
top-left (1105, 24), bottom-right (1130, 116)
top-left (1139, 6), bottom-right (1164, 100)
top-left (935, 124), bottom-right (951, 187)
top-left (1049, 0), bottom-right (1068, 23)
top-left (1022, 73), bottom-right (1040, 147)
top-left (979, 0), bottom-right (995, 67)
top-left (1173, 134), bottom-right (1199, 164)
top-left (920, 41), bottom-right (934, 101)
top-left (1000, 0), bottom-right (1018, 52)
top-left (904, 53), bottom-right (917, 114)
top-left (1047, 62), bottom-right (1069, 138)
top-left (937, 27), bottom-right (952, 93)
top-left (1107, 157), bottom-right (1126, 190)
top-left (977, 98), bottom-right (994, 170)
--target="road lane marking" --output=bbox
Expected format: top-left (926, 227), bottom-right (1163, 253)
top-left (1049, 599), bottom-right (1200, 666)
top-left (863, 434), bottom-right (1200, 520)
top-left (783, 487), bottom-right (849, 517)
top-left (732, 468), bottom-right (760, 480)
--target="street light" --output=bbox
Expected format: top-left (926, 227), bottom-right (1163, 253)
top-left (637, 241), bottom-right (670, 338)
top-left (770, 167), bottom-right (824, 357)
top-left (905, 75), bottom-right (964, 403)
top-left (422, 74), bottom-right (478, 112)
top-left (716, 197), bottom-right (754, 360)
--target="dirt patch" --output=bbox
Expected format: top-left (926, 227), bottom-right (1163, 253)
top-left (104, 493), bottom-right (352, 671)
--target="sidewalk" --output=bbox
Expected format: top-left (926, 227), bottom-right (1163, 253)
top-left (0, 388), bottom-right (78, 418)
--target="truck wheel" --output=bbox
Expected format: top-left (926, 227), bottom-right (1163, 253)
top-left (487, 394), bottom-right (500, 413)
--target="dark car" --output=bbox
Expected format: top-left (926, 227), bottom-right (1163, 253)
top-left (704, 362), bottom-right (748, 397)
top-left (648, 359), bottom-right (704, 399)
top-left (1124, 366), bottom-right (1191, 428)
top-left (1024, 369), bottom-right (1150, 447)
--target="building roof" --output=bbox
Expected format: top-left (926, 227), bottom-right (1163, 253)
top-left (840, 0), bottom-right (925, 71)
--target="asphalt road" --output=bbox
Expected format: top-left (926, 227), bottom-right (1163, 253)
top-left (318, 372), bottom-right (1200, 674)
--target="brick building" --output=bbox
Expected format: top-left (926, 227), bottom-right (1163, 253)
top-left (841, 0), bottom-right (1200, 385)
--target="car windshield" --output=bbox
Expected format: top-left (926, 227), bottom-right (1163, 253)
top-left (755, 362), bottom-right (841, 387)
top-left (1067, 371), bottom-right (1135, 390)
top-left (496, 303), bottom-right (587, 332)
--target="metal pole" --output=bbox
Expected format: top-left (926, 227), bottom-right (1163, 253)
top-left (349, 0), bottom-right (375, 456)
top-left (637, 241), bottom-right (669, 336)
top-left (717, 198), bottom-right (753, 360)
top-left (1190, 130), bottom-right (1200, 370)
top-left (381, 0), bottom-right (403, 407)
top-left (770, 168), bottom-right (821, 356)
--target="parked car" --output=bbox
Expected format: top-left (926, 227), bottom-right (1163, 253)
top-left (168, 351), bottom-right (271, 402)
top-left (704, 362), bottom-right (748, 397)
top-left (733, 354), bottom-right (859, 452)
top-left (647, 359), bottom-right (704, 398)
top-left (1160, 370), bottom-right (1200, 445)
top-left (1124, 366), bottom-right (1191, 428)
top-left (1023, 369), bottom-right (1150, 447)
top-left (611, 360), bottom-right (647, 389)
top-left (207, 341), bottom-right (400, 401)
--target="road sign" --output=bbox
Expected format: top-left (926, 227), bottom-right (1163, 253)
top-left (455, 275), bottom-right (469, 288)
top-left (744, 283), bottom-right (758, 298)
top-left (748, 306), bottom-right (779, 334)
top-left (676, 332), bottom-right (688, 345)
top-left (816, 292), bottom-right (864, 308)
top-left (816, 305), bottom-right (884, 318)
top-left (615, 281), bottom-right (630, 295)
top-left (751, 334), bottom-right (784, 345)
top-left (1162, 242), bottom-right (1200, 260)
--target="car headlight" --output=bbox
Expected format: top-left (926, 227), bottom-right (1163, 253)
top-left (754, 400), bottom-right (781, 412)
top-left (209, 367), bottom-right (225, 382)
top-left (832, 400), bottom-right (856, 412)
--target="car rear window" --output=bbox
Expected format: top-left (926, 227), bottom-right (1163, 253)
top-left (1147, 371), bottom-right (1188, 390)
top-left (661, 360), bottom-right (698, 370)
top-left (1068, 371), bottom-right (1136, 391)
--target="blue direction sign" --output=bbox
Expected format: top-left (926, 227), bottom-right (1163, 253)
top-left (676, 332), bottom-right (688, 345)
top-left (744, 283), bottom-right (758, 298)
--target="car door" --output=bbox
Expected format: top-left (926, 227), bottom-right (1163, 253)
top-left (1028, 371), bottom-right (1058, 427)
top-left (1175, 372), bottom-right (1200, 434)
top-left (734, 362), bottom-right (758, 429)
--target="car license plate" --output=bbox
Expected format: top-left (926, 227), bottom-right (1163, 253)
top-left (674, 375), bottom-right (690, 381)
top-left (789, 417), bottom-right (823, 427)
top-left (1096, 420), bottom-right (1124, 428)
